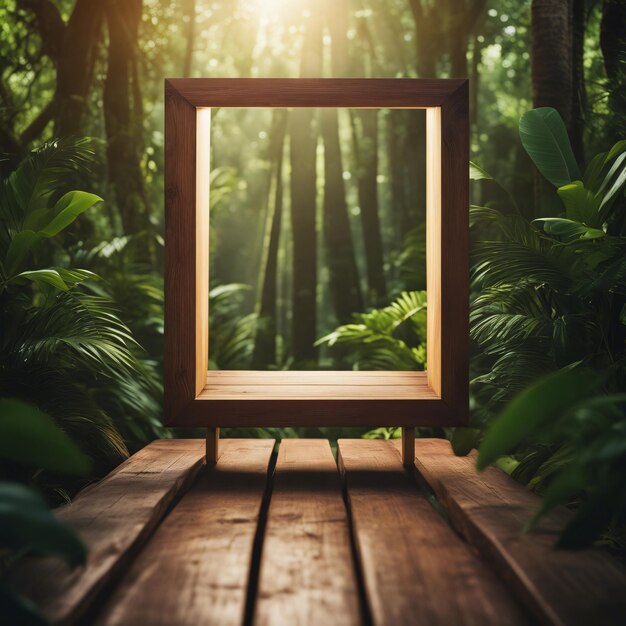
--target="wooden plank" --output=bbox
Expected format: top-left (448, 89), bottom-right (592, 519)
top-left (200, 383), bottom-right (436, 399)
top-left (95, 439), bottom-right (274, 626)
top-left (9, 439), bottom-right (205, 626)
top-left (426, 105), bottom-right (442, 398)
top-left (166, 77), bottom-right (467, 108)
top-left (338, 439), bottom-right (529, 626)
top-left (182, 397), bottom-right (452, 427)
top-left (163, 80), bottom-right (199, 422)
top-left (255, 439), bottom-right (362, 626)
top-left (206, 370), bottom-right (428, 384)
top-left (404, 438), bottom-right (626, 626)
top-left (195, 106), bottom-right (210, 395)
top-left (437, 82), bottom-right (470, 423)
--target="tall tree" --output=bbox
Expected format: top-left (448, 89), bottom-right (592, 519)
top-left (531, 0), bottom-right (587, 207)
top-left (253, 109), bottom-right (288, 368)
top-left (322, 0), bottom-right (364, 320)
top-left (531, 1), bottom-right (575, 140)
top-left (182, 0), bottom-right (196, 77)
top-left (321, 109), bottom-right (364, 322)
top-left (289, 4), bottom-right (322, 364)
top-left (7, 0), bottom-right (106, 166)
top-left (570, 0), bottom-right (587, 163)
top-left (408, 0), bottom-right (438, 76)
top-left (600, 0), bottom-right (626, 140)
top-left (351, 17), bottom-right (386, 306)
top-left (53, 0), bottom-right (105, 137)
top-left (103, 0), bottom-right (149, 240)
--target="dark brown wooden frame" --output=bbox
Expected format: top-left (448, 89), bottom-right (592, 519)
top-left (164, 78), bottom-right (468, 428)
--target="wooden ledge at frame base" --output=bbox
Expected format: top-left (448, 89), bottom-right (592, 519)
top-left (172, 371), bottom-right (463, 428)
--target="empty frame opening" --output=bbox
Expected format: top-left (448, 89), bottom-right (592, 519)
top-left (205, 107), bottom-right (429, 375)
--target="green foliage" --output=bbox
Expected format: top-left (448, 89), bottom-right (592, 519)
top-left (0, 481), bottom-right (86, 565)
top-left (208, 284), bottom-right (257, 370)
top-left (472, 108), bottom-right (626, 546)
top-left (317, 291), bottom-right (427, 370)
top-left (519, 107), bottom-right (581, 186)
top-left (0, 140), bottom-right (163, 478)
top-left (0, 399), bottom-right (89, 626)
top-left (394, 225), bottom-right (426, 291)
top-left (0, 398), bottom-right (91, 475)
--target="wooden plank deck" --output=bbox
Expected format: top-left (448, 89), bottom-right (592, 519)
top-left (399, 438), bottom-right (626, 626)
top-left (338, 439), bottom-right (528, 626)
top-left (9, 438), bottom-right (626, 626)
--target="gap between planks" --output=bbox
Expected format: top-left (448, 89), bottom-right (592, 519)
top-left (254, 439), bottom-right (363, 626)
top-left (94, 439), bottom-right (274, 626)
top-left (338, 439), bottom-right (529, 626)
top-left (8, 439), bottom-right (206, 626)
top-left (397, 438), bottom-right (626, 626)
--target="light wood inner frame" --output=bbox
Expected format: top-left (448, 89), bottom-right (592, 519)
top-left (165, 78), bottom-right (468, 427)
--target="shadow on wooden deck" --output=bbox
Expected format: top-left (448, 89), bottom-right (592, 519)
top-left (8, 438), bottom-right (626, 626)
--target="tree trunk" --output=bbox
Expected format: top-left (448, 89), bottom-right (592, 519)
top-left (387, 110), bottom-right (409, 246)
top-left (531, 0), bottom-right (574, 128)
top-left (289, 6), bottom-right (322, 364)
top-left (103, 0), bottom-right (149, 242)
top-left (406, 1), bottom-right (435, 232)
top-left (253, 110), bottom-right (288, 368)
top-left (182, 0), bottom-right (196, 77)
top-left (322, 0), bottom-right (364, 318)
top-left (600, 0), bottom-right (626, 139)
top-left (54, 0), bottom-right (106, 137)
top-left (408, 0), bottom-right (438, 76)
top-left (447, 0), bottom-right (487, 78)
top-left (531, 0), bottom-right (574, 214)
top-left (349, 15), bottom-right (386, 306)
top-left (17, 0), bottom-right (105, 140)
top-left (570, 0), bottom-right (587, 165)
top-left (321, 108), bottom-right (364, 322)
top-left (354, 109), bottom-right (386, 306)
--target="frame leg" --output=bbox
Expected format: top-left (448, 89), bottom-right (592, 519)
top-left (206, 427), bottom-right (220, 465)
top-left (401, 427), bottom-right (415, 466)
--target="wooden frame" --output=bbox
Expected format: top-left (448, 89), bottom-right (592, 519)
top-left (164, 78), bottom-right (468, 433)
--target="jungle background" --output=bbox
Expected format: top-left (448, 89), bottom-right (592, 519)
top-left (1, 0), bottom-right (625, 552)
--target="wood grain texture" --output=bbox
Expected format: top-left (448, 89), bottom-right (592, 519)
top-left (426, 106), bottom-right (442, 397)
top-left (338, 439), bottom-right (529, 626)
top-left (164, 81), bottom-right (198, 421)
top-left (95, 439), bottom-right (274, 626)
top-left (403, 438), bottom-right (626, 626)
top-left (438, 82), bottom-right (470, 423)
top-left (9, 439), bottom-right (205, 626)
top-left (206, 370), bottom-right (430, 384)
top-left (175, 397), bottom-right (455, 427)
top-left (255, 439), bottom-right (362, 626)
top-left (166, 78), bottom-right (467, 108)
top-left (164, 78), bottom-right (469, 428)
top-left (195, 107), bottom-right (210, 395)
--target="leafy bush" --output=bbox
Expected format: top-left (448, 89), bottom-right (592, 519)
top-left (208, 283), bottom-right (257, 370)
top-left (0, 140), bottom-right (163, 485)
top-left (0, 399), bottom-right (90, 625)
top-left (316, 291), bottom-right (427, 370)
top-left (472, 108), bottom-right (626, 547)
